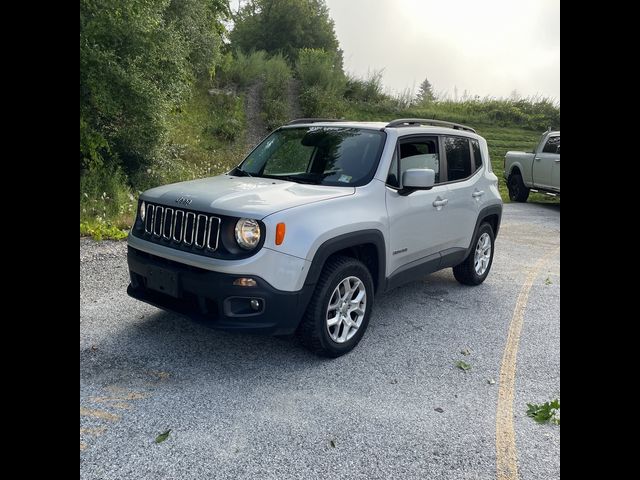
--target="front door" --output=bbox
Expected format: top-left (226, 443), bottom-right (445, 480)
top-left (385, 136), bottom-right (449, 275)
top-left (533, 135), bottom-right (560, 189)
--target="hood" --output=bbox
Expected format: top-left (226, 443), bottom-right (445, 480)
top-left (141, 175), bottom-right (355, 219)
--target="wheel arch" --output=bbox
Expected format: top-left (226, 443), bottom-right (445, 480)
top-left (467, 204), bottom-right (503, 253)
top-left (508, 165), bottom-right (522, 177)
top-left (304, 230), bottom-right (386, 295)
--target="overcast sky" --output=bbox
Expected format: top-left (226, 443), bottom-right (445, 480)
top-left (230, 0), bottom-right (560, 102)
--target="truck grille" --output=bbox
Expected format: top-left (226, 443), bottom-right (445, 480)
top-left (143, 203), bottom-right (221, 251)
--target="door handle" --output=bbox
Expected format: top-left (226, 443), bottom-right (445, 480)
top-left (432, 198), bottom-right (448, 207)
top-left (554, 159), bottom-right (560, 163)
top-left (472, 190), bottom-right (485, 198)
top-left (534, 157), bottom-right (541, 161)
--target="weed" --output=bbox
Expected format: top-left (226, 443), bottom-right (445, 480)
top-left (456, 360), bottom-right (472, 372)
top-left (526, 399), bottom-right (560, 425)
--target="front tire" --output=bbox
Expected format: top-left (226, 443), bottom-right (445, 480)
top-left (507, 172), bottom-right (530, 202)
top-left (297, 256), bottom-right (374, 357)
top-left (453, 223), bottom-right (495, 285)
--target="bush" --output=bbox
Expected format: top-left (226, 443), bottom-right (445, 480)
top-left (299, 85), bottom-right (344, 117)
top-left (220, 50), bottom-right (267, 88)
top-left (344, 71), bottom-right (386, 103)
top-left (296, 48), bottom-right (345, 117)
top-left (80, 163), bottom-right (135, 229)
top-left (80, 0), bottom-right (228, 176)
top-left (296, 48), bottom-right (343, 92)
top-left (263, 54), bottom-right (293, 128)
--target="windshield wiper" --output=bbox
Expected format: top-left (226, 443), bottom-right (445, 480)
top-left (232, 168), bottom-right (253, 177)
top-left (265, 175), bottom-right (317, 185)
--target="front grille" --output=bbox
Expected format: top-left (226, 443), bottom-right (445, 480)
top-left (143, 203), bottom-right (220, 252)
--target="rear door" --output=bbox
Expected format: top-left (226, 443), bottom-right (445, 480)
top-left (440, 135), bottom-right (480, 256)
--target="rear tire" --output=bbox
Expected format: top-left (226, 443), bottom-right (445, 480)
top-left (453, 223), bottom-right (495, 286)
top-left (507, 172), bottom-right (530, 202)
top-left (297, 256), bottom-right (374, 357)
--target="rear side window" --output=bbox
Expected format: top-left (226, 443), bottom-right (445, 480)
top-left (471, 139), bottom-right (482, 172)
top-left (444, 136), bottom-right (472, 181)
top-left (543, 136), bottom-right (560, 154)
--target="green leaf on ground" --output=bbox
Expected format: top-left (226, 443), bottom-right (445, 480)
top-left (545, 277), bottom-right (552, 285)
top-left (155, 429), bottom-right (171, 444)
top-left (456, 360), bottom-right (471, 371)
top-left (526, 400), bottom-right (560, 425)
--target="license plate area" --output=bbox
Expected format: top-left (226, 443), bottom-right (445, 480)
top-left (146, 266), bottom-right (179, 298)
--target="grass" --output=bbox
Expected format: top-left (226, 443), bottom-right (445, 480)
top-left (80, 220), bottom-right (129, 241)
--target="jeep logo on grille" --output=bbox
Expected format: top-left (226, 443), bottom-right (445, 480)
top-left (176, 196), bottom-right (192, 206)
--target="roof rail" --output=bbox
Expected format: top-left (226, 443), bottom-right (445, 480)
top-left (287, 118), bottom-right (343, 125)
top-left (385, 118), bottom-right (476, 133)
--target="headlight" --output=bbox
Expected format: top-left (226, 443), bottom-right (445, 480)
top-left (139, 201), bottom-right (146, 222)
top-left (235, 218), bottom-right (261, 250)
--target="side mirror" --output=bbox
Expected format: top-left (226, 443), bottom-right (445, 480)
top-left (401, 168), bottom-right (435, 195)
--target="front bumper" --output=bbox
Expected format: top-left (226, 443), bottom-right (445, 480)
top-left (127, 247), bottom-right (313, 335)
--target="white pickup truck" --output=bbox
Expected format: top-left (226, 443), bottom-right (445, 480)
top-left (504, 129), bottom-right (560, 202)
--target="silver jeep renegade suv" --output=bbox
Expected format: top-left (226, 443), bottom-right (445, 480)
top-left (127, 118), bottom-right (503, 357)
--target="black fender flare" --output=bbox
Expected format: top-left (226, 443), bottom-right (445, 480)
top-left (466, 204), bottom-right (503, 255)
top-left (304, 229), bottom-right (386, 292)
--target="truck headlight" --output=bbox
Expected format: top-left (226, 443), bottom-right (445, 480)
top-left (235, 218), bottom-right (261, 249)
top-left (139, 201), bottom-right (146, 222)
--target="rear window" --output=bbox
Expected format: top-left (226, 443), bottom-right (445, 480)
top-left (444, 136), bottom-right (472, 181)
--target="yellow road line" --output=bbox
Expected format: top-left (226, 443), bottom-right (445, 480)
top-left (496, 247), bottom-right (559, 480)
top-left (80, 426), bottom-right (106, 436)
top-left (98, 390), bottom-right (148, 400)
top-left (80, 407), bottom-right (121, 422)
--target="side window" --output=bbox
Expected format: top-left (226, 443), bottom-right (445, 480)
top-left (399, 138), bottom-right (440, 184)
top-left (543, 136), bottom-right (560, 154)
top-left (386, 149), bottom-right (399, 187)
top-left (444, 136), bottom-right (472, 181)
top-left (471, 139), bottom-right (482, 172)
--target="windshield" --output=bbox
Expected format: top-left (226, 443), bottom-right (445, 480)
top-left (233, 127), bottom-right (386, 186)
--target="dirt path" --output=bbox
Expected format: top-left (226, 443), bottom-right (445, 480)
top-left (245, 79), bottom-right (267, 148)
top-left (287, 78), bottom-right (302, 120)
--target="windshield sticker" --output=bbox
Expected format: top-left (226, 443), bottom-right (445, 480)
top-left (338, 174), bottom-right (352, 183)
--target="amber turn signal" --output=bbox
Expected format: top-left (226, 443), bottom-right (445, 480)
top-left (275, 223), bottom-right (286, 245)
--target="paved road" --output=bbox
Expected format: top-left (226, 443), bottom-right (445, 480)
top-left (80, 202), bottom-right (560, 480)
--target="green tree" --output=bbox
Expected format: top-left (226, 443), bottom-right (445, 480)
top-left (416, 76), bottom-right (436, 104)
top-left (80, 0), bottom-right (229, 174)
top-left (230, 0), bottom-right (342, 67)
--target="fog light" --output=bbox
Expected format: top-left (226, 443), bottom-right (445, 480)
top-left (250, 299), bottom-right (261, 310)
top-left (233, 277), bottom-right (257, 287)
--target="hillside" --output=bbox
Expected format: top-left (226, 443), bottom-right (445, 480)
top-left (80, 77), bottom-right (557, 240)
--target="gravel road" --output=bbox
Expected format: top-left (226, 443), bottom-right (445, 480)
top-left (80, 202), bottom-right (560, 480)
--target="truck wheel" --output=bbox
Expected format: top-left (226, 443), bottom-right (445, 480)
top-left (507, 172), bottom-right (530, 202)
top-left (453, 223), bottom-right (495, 286)
top-left (298, 256), bottom-right (374, 357)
